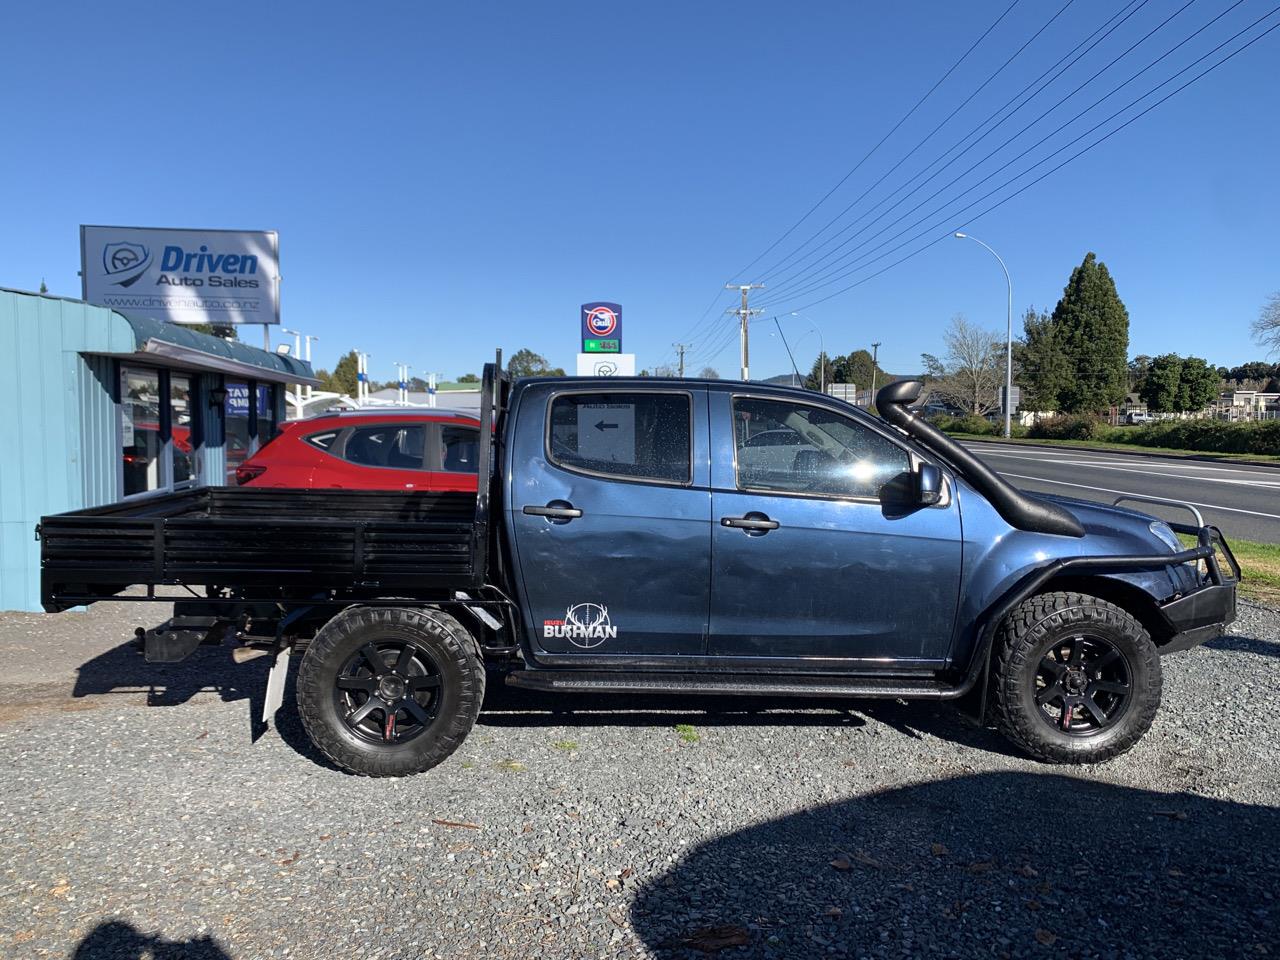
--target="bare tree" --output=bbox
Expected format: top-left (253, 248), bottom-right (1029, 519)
top-left (921, 315), bottom-right (1005, 415)
top-left (1255, 292), bottom-right (1280, 357)
top-left (697, 366), bottom-right (720, 379)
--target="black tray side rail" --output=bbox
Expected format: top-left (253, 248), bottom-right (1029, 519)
top-left (39, 487), bottom-right (481, 611)
top-left (473, 352), bottom-right (509, 589)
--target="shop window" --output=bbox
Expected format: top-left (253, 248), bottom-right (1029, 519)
top-left (257, 384), bottom-right (278, 443)
top-left (121, 367), bottom-right (163, 496)
top-left (224, 381), bottom-right (252, 485)
top-left (223, 380), bottom-right (279, 484)
top-left (121, 365), bottom-right (201, 498)
top-left (171, 375), bottom-right (194, 486)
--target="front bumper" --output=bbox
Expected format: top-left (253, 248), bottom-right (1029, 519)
top-left (1157, 523), bottom-right (1240, 655)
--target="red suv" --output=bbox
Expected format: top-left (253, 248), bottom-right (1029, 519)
top-left (236, 410), bottom-right (481, 492)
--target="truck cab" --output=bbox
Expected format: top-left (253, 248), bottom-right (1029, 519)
top-left (503, 379), bottom-right (963, 668)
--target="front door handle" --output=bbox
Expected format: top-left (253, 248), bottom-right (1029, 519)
top-left (523, 502), bottom-right (583, 521)
top-left (721, 514), bottom-right (780, 532)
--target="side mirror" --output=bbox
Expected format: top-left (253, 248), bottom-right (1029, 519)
top-left (915, 462), bottom-right (943, 506)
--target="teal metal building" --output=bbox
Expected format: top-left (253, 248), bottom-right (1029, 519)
top-left (0, 288), bottom-right (316, 611)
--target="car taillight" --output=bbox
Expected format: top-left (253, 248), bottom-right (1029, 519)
top-left (236, 463), bottom-right (267, 485)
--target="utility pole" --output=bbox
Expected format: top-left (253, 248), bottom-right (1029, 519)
top-left (673, 343), bottom-right (688, 377)
top-left (870, 342), bottom-right (882, 404)
top-left (725, 283), bottom-right (765, 380)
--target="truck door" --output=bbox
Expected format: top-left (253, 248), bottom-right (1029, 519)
top-left (708, 393), bottom-right (962, 665)
top-left (507, 386), bottom-right (711, 659)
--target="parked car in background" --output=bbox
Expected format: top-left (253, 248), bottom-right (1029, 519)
top-left (235, 409), bottom-right (480, 491)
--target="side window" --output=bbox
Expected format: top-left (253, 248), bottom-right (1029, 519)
top-left (733, 398), bottom-right (910, 499)
top-left (343, 425), bottom-right (426, 470)
top-left (548, 392), bottom-right (691, 484)
top-left (440, 426), bottom-right (479, 474)
top-left (305, 431), bottom-right (339, 451)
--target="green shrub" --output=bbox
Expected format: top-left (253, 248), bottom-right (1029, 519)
top-left (1029, 414), bottom-right (1108, 441)
top-left (930, 413), bottom-right (997, 436)
top-left (1125, 418), bottom-right (1280, 456)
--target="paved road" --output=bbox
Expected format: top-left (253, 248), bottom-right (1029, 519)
top-left (963, 441), bottom-right (1280, 544)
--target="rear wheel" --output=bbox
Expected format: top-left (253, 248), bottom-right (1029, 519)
top-left (992, 591), bottom-right (1161, 764)
top-left (297, 606), bottom-right (484, 777)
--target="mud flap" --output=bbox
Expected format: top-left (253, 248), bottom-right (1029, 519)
top-left (260, 605), bottom-right (312, 726)
top-left (262, 644), bottom-right (291, 724)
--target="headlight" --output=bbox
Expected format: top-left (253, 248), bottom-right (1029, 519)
top-left (1149, 520), bottom-right (1182, 553)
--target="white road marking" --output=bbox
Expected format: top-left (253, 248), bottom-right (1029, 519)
top-left (964, 443), bottom-right (1280, 479)
top-left (997, 472), bottom-right (1280, 521)
top-left (969, 451), bottom-right (1280, 489)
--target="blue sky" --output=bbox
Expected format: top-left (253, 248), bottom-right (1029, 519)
top-left (3, 1), bottom-right (1278, 381)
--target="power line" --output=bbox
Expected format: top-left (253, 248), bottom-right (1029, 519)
top-left (753, 0), bottom-right (1153, 297)
top-left (758, 0), bottom-right (1255, 309)
top-left (752, 0), bottom-right (1079, 287)
top-left (673, 0), bottom-right (1024, 366)
top-left (725, 0), bottom-right (1021, 287)
top-left (774, 8), bottom-right (1280, 316)
top-left (757, 0), bottom-right (1216, 307)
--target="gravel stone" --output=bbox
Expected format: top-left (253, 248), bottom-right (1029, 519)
top-left (0, 597), bottom-right (1276, 958)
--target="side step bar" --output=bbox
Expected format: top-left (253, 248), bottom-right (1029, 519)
top-left (504, 669), bottom-right (960, 699)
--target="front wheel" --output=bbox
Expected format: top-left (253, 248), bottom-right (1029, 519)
top-left (296, 606), bottom-right (485, 777)
top-left (991, 591), bottom-right (1161, 764)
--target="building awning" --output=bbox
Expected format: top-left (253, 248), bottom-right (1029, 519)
top-left (119, 312), bottom-right (319, 386)
top-left (0, 286), bottom-right (320, 385)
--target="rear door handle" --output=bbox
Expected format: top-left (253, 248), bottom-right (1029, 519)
top-left (523, 503), bottom-right (583, 520)
top-left (721, 514), bottom-right (780, 532)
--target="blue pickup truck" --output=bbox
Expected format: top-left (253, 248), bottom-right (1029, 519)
top-left (39, 361), bottom-right (1239, 777)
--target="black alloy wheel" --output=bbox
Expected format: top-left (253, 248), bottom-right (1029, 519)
top-left (1032, 634), bottom-right (1131, 736)
top-left (297, 606), bottom-right (485, 777)
top-left (991, 591), bottom-right (1162, 764)
top-left (333, 640), bottom-right (444, 744)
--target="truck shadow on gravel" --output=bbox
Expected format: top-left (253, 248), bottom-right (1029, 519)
top-left (478, 684), bottom-right (1024, 758)
top-left (1205, 633), bottom-right (1280, 659)
top-left (72, 640), bottom-right (262, 707)
top-left (71, 920), bottom-right (232, 959)
top-left (630, 771), bottom-right (1279, 959)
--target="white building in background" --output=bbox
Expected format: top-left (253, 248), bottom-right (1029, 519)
top-left (284, 384), bottom-right (482, 420)
top-left (1215, 390), bottom-right (1280, 422)
top-left (367, 386), bottom-right (481, 414)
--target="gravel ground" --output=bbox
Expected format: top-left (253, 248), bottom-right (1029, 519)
top-left (0, 599), bottom-right (1277, 959)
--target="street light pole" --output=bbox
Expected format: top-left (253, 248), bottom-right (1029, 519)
top-left (788, 312), bottom-right (825, 393)
top-left (954, 232), bottom-right (1013, 439)
top-left (303, 334), bottom-right (318, 401)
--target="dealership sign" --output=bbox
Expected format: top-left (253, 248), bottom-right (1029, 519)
top-left (81, 225), bottom-right (280, 326)
top-left (580, 302), bottom-right (621, 353)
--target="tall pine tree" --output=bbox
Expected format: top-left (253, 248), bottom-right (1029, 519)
top-left (1016, 307), bottom-right (1071, 411)
top-left (1051, 252), bottom-right (1130, 413)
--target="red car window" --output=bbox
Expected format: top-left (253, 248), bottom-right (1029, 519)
top-left (344, 425), bottom-right (426, 470)
top-left (440, 426), bottom-right (479, 473)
